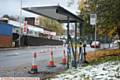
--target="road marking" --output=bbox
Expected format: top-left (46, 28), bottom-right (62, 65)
top-left (14, 52), bottom-right (19, 55)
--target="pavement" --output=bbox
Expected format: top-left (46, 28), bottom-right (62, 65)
top-left (0, 45), bottom-right (63, 51)
top-left (0, 47), bottom-right (20, 51)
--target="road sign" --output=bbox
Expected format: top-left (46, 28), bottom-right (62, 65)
top-left (90, 14), bottom-right (97, 25)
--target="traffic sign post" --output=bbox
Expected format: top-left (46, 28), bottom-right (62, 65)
top-left (90, 13), bottom-right (97, 44)
top-left (90, 13), bottom-right (97, 59)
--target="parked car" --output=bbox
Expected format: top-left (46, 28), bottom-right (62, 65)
top-left (90, 41), bottom-right (100, 48)
top-left (113, 40), bottom-right (120, 48)
top-left (113, 40), bottom-right (120, 44)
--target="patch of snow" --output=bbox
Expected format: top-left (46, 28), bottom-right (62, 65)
top-left (49, 61), bottom-right (120, 80)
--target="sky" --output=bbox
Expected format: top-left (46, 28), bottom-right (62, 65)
top-left (0, 0), bottom-right (79, 17)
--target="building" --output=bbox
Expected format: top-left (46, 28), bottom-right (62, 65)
top-left (0, 19), bottom-right (13, 48)
top-left (0, 18), bottom-right (63, 48)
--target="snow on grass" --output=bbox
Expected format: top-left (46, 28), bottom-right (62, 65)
top-left (48, 61), bottom-right (120, 80)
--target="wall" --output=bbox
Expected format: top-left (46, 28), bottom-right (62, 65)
top-left (0, 35), bottom-right (12, 48)
top-left (20, 35), bottom-right (63, 46)
top-left (0, 23), bottom-right (12, 48)
top-left (0, 23), bottom-right (12, 36)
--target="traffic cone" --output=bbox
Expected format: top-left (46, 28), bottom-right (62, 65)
top-left (28, 52), bottom-right (39, 74)
top-left (48, 51), bottom-right (56, 67)
top-left (61, 50), bottom-right (67, 65)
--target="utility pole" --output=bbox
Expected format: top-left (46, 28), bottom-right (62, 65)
top-left (90, 13), bottom-right (97, 42)
top-left (94, 23), bottom-right (97, 48)
top-left (90, 13), bottom-right (97, 57)
top-left (18, 0), bottom-right (22, 47)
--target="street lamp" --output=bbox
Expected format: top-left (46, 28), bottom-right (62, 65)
top-left (18, 0), bottom-right (22, 47)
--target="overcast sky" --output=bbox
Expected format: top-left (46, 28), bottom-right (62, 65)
top-left (0, 0), bottom-right (79, 17)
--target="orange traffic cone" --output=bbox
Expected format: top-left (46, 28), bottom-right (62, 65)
top-left (61, 50), bottom-right (67, 65)
top-left (28, 52), bottom-right (39, 74)
top-left (48, 51), bottom-right (56, 67)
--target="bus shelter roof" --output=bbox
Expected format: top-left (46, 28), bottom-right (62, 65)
top-left (23, 5), bottom-right (83, 23)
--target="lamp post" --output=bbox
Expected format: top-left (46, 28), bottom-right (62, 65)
top-left (18, 0), bottom-right (22, 47)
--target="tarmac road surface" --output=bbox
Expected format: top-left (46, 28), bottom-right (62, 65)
top-left (0, 44), bottom-right (109, 68)
top-left (0, 46), bottom-right (66, 68)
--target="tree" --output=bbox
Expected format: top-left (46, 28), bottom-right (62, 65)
top-left (91, 0), bottom-right (120, 38)
top-left (2, 14), bottom-right (10, 19)
top-left (2, 14), bottom-right (19, 21)
top-left (38, 16), bottom-right (64, 35)
top-left (78, 0), bottom-right (120, 42)
top-left (78, 0), bottom-right (95, 41)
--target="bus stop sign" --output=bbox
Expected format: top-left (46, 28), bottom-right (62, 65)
top-left (90, 14), bottom-right (97, 25)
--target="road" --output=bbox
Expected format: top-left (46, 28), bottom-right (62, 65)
top-left (0, 46), bottom-right (66, 68)
top-left (0, 44), bottom-right (110, 68)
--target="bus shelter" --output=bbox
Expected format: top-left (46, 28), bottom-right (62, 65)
top-left (23, 5), bottom-right (84, 68)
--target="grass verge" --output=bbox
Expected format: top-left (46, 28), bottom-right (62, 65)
top-left (88, 56), bottom-right (120, 65)
top-left (86, 49), bottom-right (120, 65)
